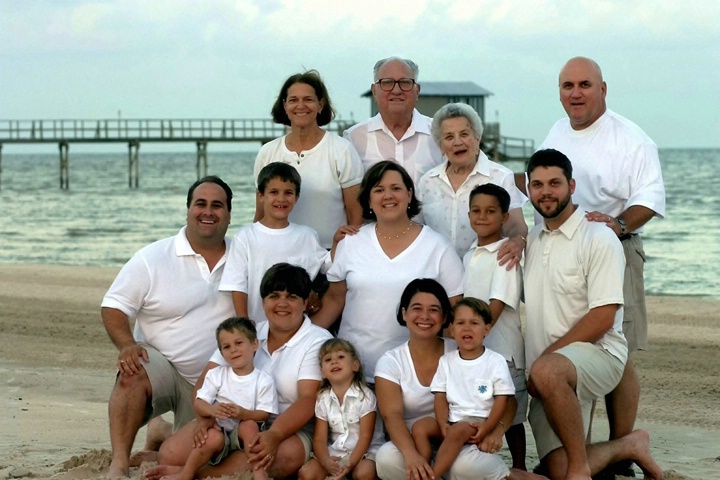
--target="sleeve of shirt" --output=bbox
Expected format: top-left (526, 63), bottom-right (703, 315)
top-left (430, 355), bottom-right (448, 393)
top-left (374, 351), bottom-right (401, 384)
top-left (335, 137), bottom-right (364, 189)
top-left (297, 331), bottom-right (330, 382)
top-left (360, 388), bottom-right (378, 418)
top-left (306, 228), bottom-right (332, 276)
top-left (315, 390), bottom-right (329, 420)
top-left (101, 252), bottom-right (152, 318)
top-left (219, 228), bottom-right (250, 292)
top-left (326, 235), bottom-right (349, 282)
top-left (256, 372), bottom-right (279, 415)
top-left (499, 170), bottom-right (528, 209)
top-left (625, 142), bottom-right (666, 217)
top-left (489, 257), bottom-right (522, 310)
top-left (437, 242), bottom-right (465, 297)
top-left (209, 348), bottom-right (225, 365)
top-left (492, 355), bottom-right (516, 396)
top-left (585, 228), bottom-right (626, 309)
top-left (196, 367), bottom-right (222, 403)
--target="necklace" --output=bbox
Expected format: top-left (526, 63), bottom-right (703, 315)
top-left (376, 221), bottom-right (414, 240)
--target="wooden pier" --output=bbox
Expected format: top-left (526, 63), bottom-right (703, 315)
top-left (0, 118), bottom-right (533, 189)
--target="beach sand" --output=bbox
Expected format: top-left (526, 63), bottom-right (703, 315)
top-left (1, 264), bottom-right (718, 480)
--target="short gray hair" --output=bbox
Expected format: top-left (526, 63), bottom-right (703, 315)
top-left (431, 103), bottom-right (484, 146)
top-left (373, 57), bottom-right (419, 81)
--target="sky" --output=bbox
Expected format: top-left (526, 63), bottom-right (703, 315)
top-left (1, 0), bottom-right (719, 153)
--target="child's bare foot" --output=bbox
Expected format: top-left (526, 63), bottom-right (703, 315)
top-left (129, 450), bottom-right (159, 468)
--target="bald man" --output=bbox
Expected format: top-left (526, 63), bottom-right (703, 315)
top-left (536, 57), bottom-right (666, 478)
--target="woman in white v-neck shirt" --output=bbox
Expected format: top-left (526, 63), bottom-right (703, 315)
top-left (312, 161), bottom-right (464, 382)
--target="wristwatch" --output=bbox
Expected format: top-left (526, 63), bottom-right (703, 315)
top-left (616, 217), bottom-right (627, 237)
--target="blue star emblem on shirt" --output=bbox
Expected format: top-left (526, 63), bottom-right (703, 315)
top-left (478, 385), bottom-right (488, 394)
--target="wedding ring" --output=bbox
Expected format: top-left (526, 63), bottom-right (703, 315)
top-left (120, 360), bottom-right (126, 363)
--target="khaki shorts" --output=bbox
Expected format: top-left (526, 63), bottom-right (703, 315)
top-left (508, 360), bottom-right (528, 426)
top-left (140, 344), bottom-right (195, 431)
top-left (622, 234), bottom-right (647, 351)
top-left (528, 342), bottom-right (624, 460)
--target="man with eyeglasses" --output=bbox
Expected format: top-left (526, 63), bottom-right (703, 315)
top-left (344, 56), bottom-right (443, 185)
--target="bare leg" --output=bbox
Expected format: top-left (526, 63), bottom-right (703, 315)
top-left (298, 458), bottom-right (328, 480)
top-left (107, 369), bottom-right (152, 478)
top-left (432, 422), bottom-right (476, 479)
top-left (531, 354), bottom-right (591, 480)
top-left (237, 421), bottom-right (267, 480)
top-left (508, 468), bottom-right (549, 479)
top-left (586, 430), bottom-right (662, 480)
top-left (161, 428), bottom-right (224, 480)
top-left (411, 416), bottom-right (440, 462)
top-left (144, 422), bottom-right (199, 480)
top-left (506, 423), bottom-right (527, 471)
top-left (129, 416), bottom-right (173, 467)
top-left (352, 458), bottom-right (378, 480)
top-left (604, 358), bottom-right (640, 475)
top-left (200, 433), bottom-right (306, 479)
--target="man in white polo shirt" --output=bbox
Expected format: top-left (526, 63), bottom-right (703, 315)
top-left (102, 176), bottom-right (235, 478)
top-left (343, 56), bottom-right (443, 185)
top-left (524, 149), bottom-right (662, 480)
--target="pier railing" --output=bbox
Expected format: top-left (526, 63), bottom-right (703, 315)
top-left (0, 118), bottom-right (353, 144)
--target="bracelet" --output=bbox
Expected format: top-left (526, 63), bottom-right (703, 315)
top-left (517, 236), bottom-right (526, 245)
top-left (498, 420), bottom-right (506, 431)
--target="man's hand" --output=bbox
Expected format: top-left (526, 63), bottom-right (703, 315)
top-left (117, 344), bottom-right (149, 375)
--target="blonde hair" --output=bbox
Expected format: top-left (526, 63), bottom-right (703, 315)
top-left (318, 338), bottom-right (369, 397)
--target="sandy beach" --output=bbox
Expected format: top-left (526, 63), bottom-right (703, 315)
top-left (1, 263), bottom-right (718, 480)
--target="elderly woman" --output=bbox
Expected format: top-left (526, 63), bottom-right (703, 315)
top-left (145, 263), bottom-right (333, 480)
top-left (416, 103), bottom-right (528, 263)
top-left (312, 161), bottom-right (464, 382)
top-left (253, 70), bottom-right (364, 249)
top-left (375, 279), bottom-right (533, 480)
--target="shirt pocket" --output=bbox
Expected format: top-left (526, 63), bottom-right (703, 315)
top-left (474, 378), bottom-right (494, 402)
top-left (551, 268), bottom-right (585, 296)
top-left (327, 413), bottom-right (347, 434)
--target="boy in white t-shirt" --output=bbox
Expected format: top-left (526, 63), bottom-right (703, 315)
top-left (421, 298), bottom-right (515, 479)
top-left (463, 183), bottom-right (528, 471)
top-left (220, 163), bottom-right (329, 326)
top-left (174, 317), bottom-right (278, 480)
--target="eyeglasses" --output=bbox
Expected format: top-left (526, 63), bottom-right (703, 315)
top-left (375, 78), bottom-right (416, 92)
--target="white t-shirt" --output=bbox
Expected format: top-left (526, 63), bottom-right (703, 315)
top-left (463, 238), bottom-right (525, 368)
top-left (431, 348), bottom-right (515, 422)
top-left (343, 110), bottom-right (443, 186)
top-left (196, 366), bottom-right (278, 430)
top-left (315, 384), bottom-right (385, 457)
top-left (538, 109), bottom-right (666, 231)
top-left (328, 224), bottom-right (464, 381)
top-left (219, 222), bottom-right (330, 327)
top-left (253, 132), bottom-right (364, 248)
top-left (524, 207), bottom-right (628, 369)
top-left (374, 339), bottom-right (457, 429)
top-left (211, 317), bottom-right (333, 422)
top-left (417, 152), bottom-right (527, 257)
top-left (102, 227), bottom-right (235, 384)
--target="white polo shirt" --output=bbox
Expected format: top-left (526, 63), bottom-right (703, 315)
top-left (343, 109), bottom-right (443, 185)
top-left (417, 152), bottom-right (527, 256)
top-left (102, 227), bottom-right (235, 385)
top-left (539, 109), bottom-right (666, 232)
top-left (524, 207), bottom-right (628, 369)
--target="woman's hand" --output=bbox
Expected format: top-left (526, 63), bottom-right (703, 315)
top-left (248, 429), bottom-right (283, 470)
top-left (403, 450), bottom-right (435, 480)
top-left (333, 224), bottom-right (360, 244)
top-left (117, 344), bottom-right (148, 375)
top-left (192, 417), bottom-right (219, 448)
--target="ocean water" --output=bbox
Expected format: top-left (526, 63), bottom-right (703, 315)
top-left (0, 148), bottom-right (717, 298)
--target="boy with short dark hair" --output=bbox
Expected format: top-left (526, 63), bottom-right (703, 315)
top-left (220, 163), bottom-right (330, 327)
top-left (463, 183), bottom-right (529, 471)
